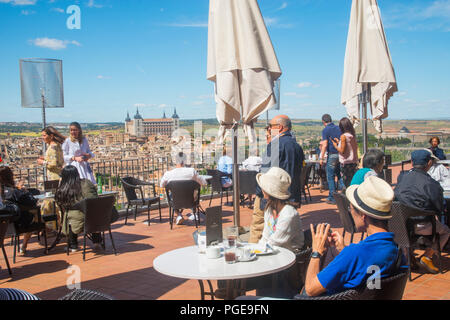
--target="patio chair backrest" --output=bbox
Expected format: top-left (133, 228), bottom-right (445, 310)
top-left (0, 218), bottom-right (9, 247)
top-left (388, 201), bottom-right (437, 248)
top-left (333, 192), bottom-right (356, 234)
top-left (44, 180), bottom-right (60, 193)
top-left (294, 270), bottom-right (408, 300)
top-left (300, 164), bottom-right (313, 188)
top-left (238, 170), bottom-right (257, 195)
top-left (165, 180), bottom-right (201, 211)
top-left (58, 289), bottom-right (114, 300)
top-left (206, 169), bottom-right (223, 192)
top-left (120, 177), bottom-right (139, 201)
top-left (76, 196), bottom-right (115, 234)
top-left (358, 270), bottom-right (408, 300)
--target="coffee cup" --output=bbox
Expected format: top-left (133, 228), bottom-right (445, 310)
top-left (45, 192), bottom-right (53, 197)
top-left (239, 246), bottom-right (253, 261)
top-left (206, 245), bottom-right (221, 259)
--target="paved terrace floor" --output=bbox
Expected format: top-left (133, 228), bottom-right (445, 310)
top-left (0, 165), bottom-right (449, 300)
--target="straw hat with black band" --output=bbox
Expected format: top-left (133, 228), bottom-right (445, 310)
top-left (345, 176), bottom-right (394, 220)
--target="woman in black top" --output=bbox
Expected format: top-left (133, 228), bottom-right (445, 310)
top-left (0, 166), bottom-right (38, 253)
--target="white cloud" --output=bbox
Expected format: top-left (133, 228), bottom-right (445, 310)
top-left (384, 0), bottom-right (450, 32)
top-left (264, 17), bottom-right (278, 27)
top-left (0, 0), bottom-right (37, 5)
top-left (297, 82), bottom-right (320, 89)
top-left (263, 16), bottom-right (294, 29)
top-left (87, 0), bottom-right (104, 8)
top-left (29, 37), bottom-right (81, 50)
top-left (277, 2), bottom-right (288, 11)
top-left (20, 9), bottom-right (35, 15)
top-left (51, 7), bottom-right (65, 13)
top-left (96, 75), bottom-right (111, 80)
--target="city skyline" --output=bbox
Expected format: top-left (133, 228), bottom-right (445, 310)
top-left (1, 0), bottom-right (449, 123)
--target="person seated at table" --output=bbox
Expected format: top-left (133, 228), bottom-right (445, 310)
top-left (394, 149), bottom-right (450, 274)
top-left (428, 136), bottom-right (446, 160)
top-left (427, 149), bottom-right (450, 190)
top-left (241, 155), bottom-right (263, 172)
top-left (54, 165), bottom-right (102, 252)
top-left (0, 166), bottom-right (38, 254)
top-left (231, 167), bottom-right (304, 298)
top-left (256, 167), bottom-right (304, 251)
top-left (303, 176), bottom-right (406, 297)
top-left (217, 148), bottom-right (233, 187)
top-left (160, 152), bottom-right (207, 225)
top-left (350, 148), bottom-right (385, 186)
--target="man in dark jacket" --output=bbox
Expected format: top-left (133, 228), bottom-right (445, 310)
top-left (394, 149), bottom-right (450, 274)
top-left (249, 115), bottom-right (304, 243)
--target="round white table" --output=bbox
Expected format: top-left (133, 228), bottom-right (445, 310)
top-left (153, 245), bottom-right (296, 299)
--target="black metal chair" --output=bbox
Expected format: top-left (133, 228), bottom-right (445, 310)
top-left (41, 180), bottom-right (60, 229)
top-left (120, 177), bottom-right (161, 226)
top-left (388, 201), bottom-right (442, 280)
top-left (58, 289), bottom-right (114, 300)
top-left (299, 164), bottom-right (313, 204)
top-left (165, 180), bottom-right (202, 230)
top-left (294, 270), bottom-right (408, 300)
top-left (0, 215), bottom-right (12, 275)
top-left (9, 206), bottom-right (48, 263)
top-left (333, 192), bottom-right (365, 244)
top-left (238, 170), bottom-right (258, 208)
top-left (206, 169), bottom-right (232, 206)
top-left (68, 195), bottom-right (118, 261)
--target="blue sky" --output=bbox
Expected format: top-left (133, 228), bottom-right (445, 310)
top-left (0, 0), bottom-right (449, 123)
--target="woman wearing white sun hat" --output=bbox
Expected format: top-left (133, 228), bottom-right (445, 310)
top-left (256, 167), bottom-right (304, 252)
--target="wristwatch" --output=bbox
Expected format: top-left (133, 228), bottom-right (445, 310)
top-left (311, 251), bottom-right (322, 259)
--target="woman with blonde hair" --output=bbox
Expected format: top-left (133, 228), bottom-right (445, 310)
top-left (62, 122), bottom-right (96, 184)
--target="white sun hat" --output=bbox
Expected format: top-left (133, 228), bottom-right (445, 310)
top-left (256, 167), bottom-right (291, 200)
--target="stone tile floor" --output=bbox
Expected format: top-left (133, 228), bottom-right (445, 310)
top-left (0, 183), bottom-right (449, 300)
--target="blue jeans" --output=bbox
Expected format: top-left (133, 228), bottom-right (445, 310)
top-left (326, 154), bottom-right (344, 202)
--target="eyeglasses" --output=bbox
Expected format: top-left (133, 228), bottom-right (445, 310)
top-left (266, 123), bottom-right (281, 131)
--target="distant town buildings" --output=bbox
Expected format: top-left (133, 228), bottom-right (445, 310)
top-left (125, 108), bottom-right (180, 138)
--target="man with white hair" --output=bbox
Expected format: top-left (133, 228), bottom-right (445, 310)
top-left (160, 152), bottom-right (207, 225)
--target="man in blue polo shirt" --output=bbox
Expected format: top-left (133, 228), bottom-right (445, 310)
top-left (319, 114), bottom-right (344, 204)
top-left (304, 176), bottom-right (406, 296)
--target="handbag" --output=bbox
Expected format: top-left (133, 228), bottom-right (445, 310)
top-left (0, 202), bottom-right (21, 222)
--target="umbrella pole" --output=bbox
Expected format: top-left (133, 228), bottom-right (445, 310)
top-left (41, 91), bottom-right (47, 180)
top-left (360, 84), bottom-right (370, 154)
top-left (232, 124), bottom-right (240, 228)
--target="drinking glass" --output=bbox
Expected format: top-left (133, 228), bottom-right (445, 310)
top-left (226, 226), bottom-right (238, 247)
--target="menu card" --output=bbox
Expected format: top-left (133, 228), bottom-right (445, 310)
top-left (205, 206), bottom-right (223, 245)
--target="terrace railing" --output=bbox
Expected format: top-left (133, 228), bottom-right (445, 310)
top-left (13, 155), bottom-right (217, 209)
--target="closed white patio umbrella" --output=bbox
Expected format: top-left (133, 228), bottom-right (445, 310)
top-left (207, 0), bottom-right (282, 226)
top-left (341, 0), bottom-right (397, 153)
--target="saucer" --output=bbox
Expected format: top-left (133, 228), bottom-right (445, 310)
top-left (238, 253), bottom-right (257, 262)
